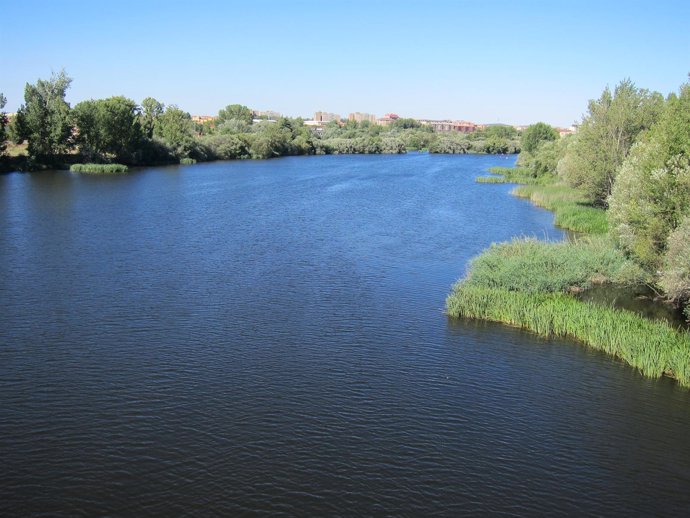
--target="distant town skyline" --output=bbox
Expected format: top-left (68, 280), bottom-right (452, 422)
top-left (3, 0), bottom-right (689, 127)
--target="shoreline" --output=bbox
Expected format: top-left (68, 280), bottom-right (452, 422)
top-left (447, 169), bottom-right (690, 388)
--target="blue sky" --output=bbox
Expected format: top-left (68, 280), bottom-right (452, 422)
top-left (2, 0), bottom-right (689, 126)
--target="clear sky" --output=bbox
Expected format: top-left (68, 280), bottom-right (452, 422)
top-left (2, 0), bottom-right (689, 126)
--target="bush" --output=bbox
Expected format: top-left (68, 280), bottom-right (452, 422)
top-left (70, 163), bottom-right (128, 173)
top-left (179, 157), bottom-right (197, 165)
top-left (660, 216), bottom-right (690, 306)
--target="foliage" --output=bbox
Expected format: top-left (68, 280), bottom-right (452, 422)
top-left (154, 105), bottom-right (197, 159)
top-left (446, 285), bottom-right (690, 386)
top-left (13, 70), bottom-right (74, 159)
top-left (520, 136), bottom-right (571, 177)
top-left (217, 104), bottom-right (253, 125)
top-left (520, 122), bottom-right (558, 154)
top-left (429, 135), bottom-right (471, 154)
top-left (179, 157), bottom-right (197, 165)
top-left (659, 216), bottom-right (690, 312)
top-left (558, 79), bottom-right (664, 206)
top-left (70, 163), bottom-right (128, 173)
top-left (199, 134), bottom-right (250, 160)
top-left (72, 96), bottom-right (143, 162)
top-left (140, 97), bottom-right (164, 139)
top-left (608, 83), bottom-right (690, 269)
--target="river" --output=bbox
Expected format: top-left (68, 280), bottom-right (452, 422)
top-left (1, 153), bottom-right (689, 516)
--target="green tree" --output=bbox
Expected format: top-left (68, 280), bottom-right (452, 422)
top-left (520, 122), bottom-right (558, 154)
top-left (0, 93), bottom-right (8, 156)
top-left (13, 70), bottom-right (74, 160)
top-left (73, 96), bottom-right (142, 162)
top-left (141, 97), bottom-right (164, 139)
top-left (558, 79), bottom-right (664, 205)
top-left (155, 105), bottom-right (196, 158)
top-left (217, 104), bottom-right (253, 125)
top-left (608, 82), bottom-right (690, 269)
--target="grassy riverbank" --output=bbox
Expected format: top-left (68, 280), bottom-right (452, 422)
top-left (447, 286), bottom-right (690, 386)
top-left (448, 167), bottom-right (690, 388)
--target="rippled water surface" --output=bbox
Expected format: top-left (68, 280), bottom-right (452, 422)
top-left (2, 154), bottom-right (690, 516)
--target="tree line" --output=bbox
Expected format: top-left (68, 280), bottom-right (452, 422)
top-left (516, 77), bottom-right (690, 320)
top-left (0, 71), bottom-right (523, 170)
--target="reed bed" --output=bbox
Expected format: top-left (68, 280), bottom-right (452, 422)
top-left (464, 237), bottom-right (647, 293)
top-left (70, 163), bottom-right (128, 174)
top-left (446, 285), bottom-right (690, 386)
top-left (512, 182), bottom-right (608, 234)
top-left (476, 175), bottom-right (510, 183)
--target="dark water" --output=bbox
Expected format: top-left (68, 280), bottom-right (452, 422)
top-left (1, 153), bottom-right (689, 517)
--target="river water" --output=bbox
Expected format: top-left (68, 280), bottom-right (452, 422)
top-left (1, 153), bottom-right (689, 516)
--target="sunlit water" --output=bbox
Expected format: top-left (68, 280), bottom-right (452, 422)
top-left (1, 153), bottom-right (689, 516)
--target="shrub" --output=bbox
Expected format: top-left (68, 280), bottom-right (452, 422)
top-left (179, 157), bottom-right (197, 165)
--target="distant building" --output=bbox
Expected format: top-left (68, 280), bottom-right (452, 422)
top-left (303, 120), bottom-right (327, 133)
top-left (191, 115), bottom-right (217, 125)
top-left (314, 111), bottom-right (341, 123)
top-left (254, 110), bottom-right (281, 120)
top-left (418, 119), bottom-right (478, 133)
top-left (557, 125), bottom-right (578, 137)
top-left (348, 112), bottom-right (377, 123)
top-left (376, 113), bottom-right (400, 126)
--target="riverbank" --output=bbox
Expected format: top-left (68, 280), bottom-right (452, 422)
top-left (448, 168), bottom-right (690, 388)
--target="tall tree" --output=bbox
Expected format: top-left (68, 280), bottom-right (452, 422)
top-left (13, 70), bottom-right (73, 160)
top-left (558, 79), bottom-right (664, 205)
top-left (73, 96), bottom-right (142, 162)
top-left (217, 104), bottom-right (253, 125)
top-left (155, 106), bottom-right (196, 158)
top-left (520, 122), bottom-right (558, 154)
top-left (141, 97), bottom-right (165, 139)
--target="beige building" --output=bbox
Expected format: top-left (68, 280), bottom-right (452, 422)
top-left (348, 112), bottom-right (377, 123)
top-left (314, 111), bottom-right (341, 123)
top-left (418, 119), bottom-right (478, 133)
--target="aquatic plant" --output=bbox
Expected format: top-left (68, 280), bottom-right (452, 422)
top-left (70, 163), bottom-right (128, 173)
top-left (446, 285), bottom-right (690, 386)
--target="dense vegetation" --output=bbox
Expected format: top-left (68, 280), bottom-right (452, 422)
top-left (0, 71), bottom-right (521, 172)
top-left (449, 77), bottom-right (690, 387)
top-left (69, 163), bottom-right (128, 174)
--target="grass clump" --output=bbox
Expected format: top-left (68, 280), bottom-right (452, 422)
top-left (512, 182), bottom-right (608, 234)
top-left (179, 157), bottom-right (197, 165)
top-left (446, 285), bottom-right (690, 386)
top-left (483, 166), bottom-right (547, 185)
top-left (463, 237), bottom-right (647, 294)
top-left (476, 175), bottom-right (510, 184)
top-left (70, 163), bottom-right (128, 174)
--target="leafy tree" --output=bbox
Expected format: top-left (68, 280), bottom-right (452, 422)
top-left (217, 104), bottom-right (253, 125)
top-left (608, 82), bottom-right (690, 269)
top-left (141, 97), bottom-right (164, 139)
top-left (391, 118), bottom-right (421, 129)
top-left (154, 105), bottom-right (196, 158)
top-left (483, 124), bottom-right (518, 139)
top-left (558, 79), bottom-right (664, 205)
top-left (659, 215), bottom-right (690, 311)
top-left (520, 122), bottom-right (558, 154)
top-left (73, 96), bottom-right (142, 162)
top-left (0, 93), bottom-right (8, 156)
top-left (13, 70), bottom-right (73, 159)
